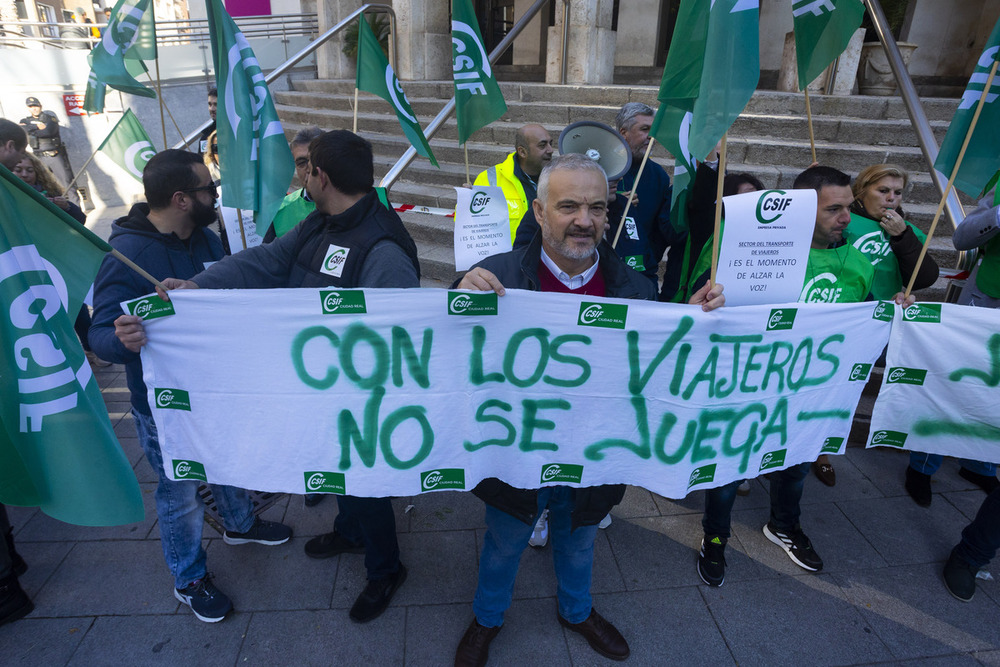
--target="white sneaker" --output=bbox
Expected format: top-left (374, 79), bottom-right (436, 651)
top-left (529, 509), bottom-right (549, 547)
top-left (598, 514), bottom-right (612, 529)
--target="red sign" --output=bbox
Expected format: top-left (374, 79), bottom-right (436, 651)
top-left (64, 94), bottom-right (88, 116)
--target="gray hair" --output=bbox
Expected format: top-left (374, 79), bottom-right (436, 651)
top-left (291, 125), bottom-right (324, 148)
top-left (537, 153), bottom-right (608, 203)
top-left (615, 102), bottom-right (655, 133)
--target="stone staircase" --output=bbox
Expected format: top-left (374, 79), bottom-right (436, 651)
top-left (274, 79), bottom-right (969, 296)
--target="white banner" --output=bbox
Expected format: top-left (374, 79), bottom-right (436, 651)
top-left (715, 189), bottom-right (815, 306)
top-left (453, 185), bottom-right (511, 271)
top-left (868, 302), bottom-right (1000, 463)
top-left (130, 289), bottom-right (892, 498)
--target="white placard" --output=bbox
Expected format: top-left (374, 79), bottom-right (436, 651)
top-left (219, 205), bottom-right (262, 252)
top-left (714, 189), bottom-right (816, 306)
top-left (453, 186), bottom-right (511, 271)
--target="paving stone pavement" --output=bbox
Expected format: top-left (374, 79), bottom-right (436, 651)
top-left (2, 363), bottom-right (999, 667)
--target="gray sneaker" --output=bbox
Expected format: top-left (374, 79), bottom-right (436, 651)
top-left (174, 575), bottom-right (232, 623)
top-left (223, 517), bottom-right (292, 546)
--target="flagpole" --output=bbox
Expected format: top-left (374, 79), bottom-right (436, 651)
top-left (353, 87), bottom-right (359, 134)
top-left (803, 88), bottom-right (817, 164)
top-left (144, 72), bottom-right (184, 141)
top-left (709, 134), bottom-right (728, 287)
top-left (110, 248), bottom-right (167, 291)
top-left (236, 208), bottom-right (248, 251)
top-left (612, 137), bottom-right (656, 250)
top-left (154, 59), bottom-right (168, 149)
top-left (904, 57), bottom-right (1000, 299)
top-left (61, 149), bottom-right (102, 198)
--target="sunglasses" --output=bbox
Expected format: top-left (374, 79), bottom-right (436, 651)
top-left (182, 180), bottom-right (220, 197)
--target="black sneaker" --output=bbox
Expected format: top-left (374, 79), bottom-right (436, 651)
top-left (174, 575), bottom-right (232, 623)
top-left (304, 531), bottom-right (365, 559)
top-left (5, 529), bottom-right (26, 577)
top-left (958, 468), bottom-right (1000, 495)
top-left (455, 618), bottom-right (502, 667)
top-left (698, 535), bottom-right (727, 587)
top-left (905, 466), bottom-right (932, 507)
top-left (223, 517), bottom-right (292, 546)
top-left (943, 548), bottom-right (977, 602)
top-left (0, 574), bottom-right (33, 628)
top-left (763, 522), bottom-right (823, 572)
top-left (349, 563), bottom-right (407, 623)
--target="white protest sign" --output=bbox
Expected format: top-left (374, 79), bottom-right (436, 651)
top-left (129, 289), bottom-right (890, 499)
top-left (868, 302), bottom-right (1000, 463)
top-left (219, 205), bottom-right (262, 252)
top-left (454, 185), bottom-right (511, 271)
top-left (714, 189), bottom-right (816, 306)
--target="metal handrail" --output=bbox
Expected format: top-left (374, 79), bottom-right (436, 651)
top-left (379, 0), bottom-right (551, 190)
top-left (172, 4), bottom-right (396, 150)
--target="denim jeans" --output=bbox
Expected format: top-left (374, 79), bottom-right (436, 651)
top-left (909, 451), bottom-right (996, 477)
top-left (702, 462), bottom-right (810, 538)
top-left (473, 486), bottom-right (599, 627)
top-left (133, 409), bottom-right (256, 589)
top-left (0, 504), bottom-right (12, 579)
top-left (333, 495), bottom-right (400, 581)
top-left (954, 486), bottom-right (1000, 569)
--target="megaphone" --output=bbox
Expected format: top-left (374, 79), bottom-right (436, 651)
top-left (558, 121), bottom-right (633, 182)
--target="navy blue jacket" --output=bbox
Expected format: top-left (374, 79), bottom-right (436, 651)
top-left (89, 204), bottom-right (225, 415)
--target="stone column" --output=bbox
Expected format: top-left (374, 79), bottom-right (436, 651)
top-left (513, 0), bottom-right (547, 66)
top-left (613, 0), bottom-right (661, 68)
top-left (316, 0), bottom-right (363, 79)
top-left (392, 0), bottom-right (452, 81)
top-left (545, 0), bottom-right (616, 84)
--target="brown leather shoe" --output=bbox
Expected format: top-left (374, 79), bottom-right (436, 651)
top-left (812, 460), bottom-right (836, 487)
top-left (455, 618), bottom-right (502, 667)
top-left (558, 609), bottom-right (629, 660)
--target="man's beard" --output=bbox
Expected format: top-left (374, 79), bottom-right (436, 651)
top-left (191, 197), bottom-right (218, 228)
top-left (542, 225), bottom-right (599, 261)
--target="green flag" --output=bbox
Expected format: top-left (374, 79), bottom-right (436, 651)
top-left (98, 109), bottom-right (156, 182)
top-left (792, 0), bottom-right (865, 91)
top-left (933, 18), bottom-right (1000, 198)
top-left (451, 0), bottom-right (508, 145)
top-left (206, 0), bottom-right (294, 227)
top-left (83, 68), bottom-right (107, 114)
top-left (0, 166), bottom-right (143, 526)
top-left (356, 15), bottom-right (438, 167)
top-left (88, 0), bottom-right (156, 99)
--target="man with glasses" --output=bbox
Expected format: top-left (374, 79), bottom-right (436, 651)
top-left (263, 125), bottom-right (324, 242)
top-left (89, 149), bottom-right (292, 623)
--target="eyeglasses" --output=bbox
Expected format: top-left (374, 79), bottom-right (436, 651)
top-left (182, 180), bottom-right (220, 197)
top-left (294, 158), bottom-right (310, 168)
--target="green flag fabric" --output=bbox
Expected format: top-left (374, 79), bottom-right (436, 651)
top-left (792, 0), bottom-right (865, 91)
top-left (0, 166), bottom-right (143, 526)
top-left (206, 0), bottom-right (294, 227)
top-left (356, 15), bottom-right (438, 167)
top-left (451, 0), bottom-right (508, 145)
top-left (88, 0), bottom-right (156, 99)
top-left (83, 68), bottom-right (107, 114)
top-left (933, 18), bottom-right (1000, 198)
top-left (98, 109), bottom-right (156, 182)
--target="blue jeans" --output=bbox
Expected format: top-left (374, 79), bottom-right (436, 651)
top-left (333, 495), bottom-right (400, 580)
top-left (133, 409), bottom-right (256, 590)
top-left (702, 462), bottom-right (810, 538)
top-left (953, 486), bottom-right (1000, 569)
top-left (473, 486), bottom-right (598, 627)
top-left (909, 452), bottom-right (996, 477)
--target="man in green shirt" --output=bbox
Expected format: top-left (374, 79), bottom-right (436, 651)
top-left (264, 126), bottom-right (324, 241)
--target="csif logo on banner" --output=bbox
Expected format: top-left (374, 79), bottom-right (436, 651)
top-left (902, 303), bottom-right (942, 323)
top-left (173, 459), bottom-right (207, 481)
top-left (577, 302), bottom-right (628, 329)
top-left (821, 437), bottom-right (844, 454)
top-left (766, 308), bottom-right (796, 331)
top-left (870, 430), bottom-right (908, 447)
top-left (540, 463), bottom-right (584, 484)
top-left (451, 20), bottom-right (493, 95)
top-left (470, 191), bottom-right (492, 214)
top-left (886, 367), bottom-right (927, 385)
top-left (625, 255), bottom-right (645, 271)
top-left (759, 449), bottom-right (787, 472)
top-left (755, 190), bottom-right (792, 224)
top-left (125, 295), bottom-right (175, 320)
top-left (420, 468), bottom-right (466, 491)
top-left (448, 291), bottom-right (498, 316)
top-left (2, 245), bottom-right (94, 432)
top-left (872, 301), bottom-right (894, 322)
top-left (849, 363), bottom-right (872, 381)
top-left (687, 464), bottom-right (717, 489)
top-left (155, 387), bottom-right (191, 411)
top-left (320, 290), bottom-right (367, 314)
top-left (320, 244), bottom-right (350, 278)
top-left (304, 471), bottom-right (346, 494)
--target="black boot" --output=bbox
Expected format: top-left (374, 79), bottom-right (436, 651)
top-left (6, 529), bottom-right (26, 576)
top-left (0, 573), bottom-right (33, 628)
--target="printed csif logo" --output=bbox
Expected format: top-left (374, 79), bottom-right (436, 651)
top-left (451, 20), bottom-right (493, 94)
top-left (172, 459), bottom-right (207, 481)
top-left (540, 463), bottom-right (584, 484)
top-left (821, 437), bottom-right (845, 454)
top-left (849, 363), bottom-right (872, 381)
top-left (625, 255), bottom-right (646, 272)
top-left (870, 430), bottom-right (908, 447)
top-left (755, 189), bottom-right (792, 224)
top-left (766, 308), bottom-right (796, 331)
top-left (420, 468), bottom-right (466, 491)
top-left (126, 295), bottom-right (175, 320)
top-left (304, 471), bottom-right (346, 494)
top-left (687, 464), bottom-right (717, 488)
top-left (320, 290), bottom-right (367, 314)
top-left (155, 388), bottom-right (191, 411)
top-left (124, 140), bottom-right (156, 179)
top-left (578, 302), bottom-right (628, 329)
top-left (320, 244), bottom-right (350, 278)
top-left (759, 449), bottom-right (787, 472)
top-left (872, 301), bottom-right (894, 321)
top-left (902, 303), bottom-right (942, 323)
top-left (448, 291), bottom-right (498, 316)
top-left (886, 367), bottom-right (927, 385)
top-left (470, 191), bottom-right (492, 214)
